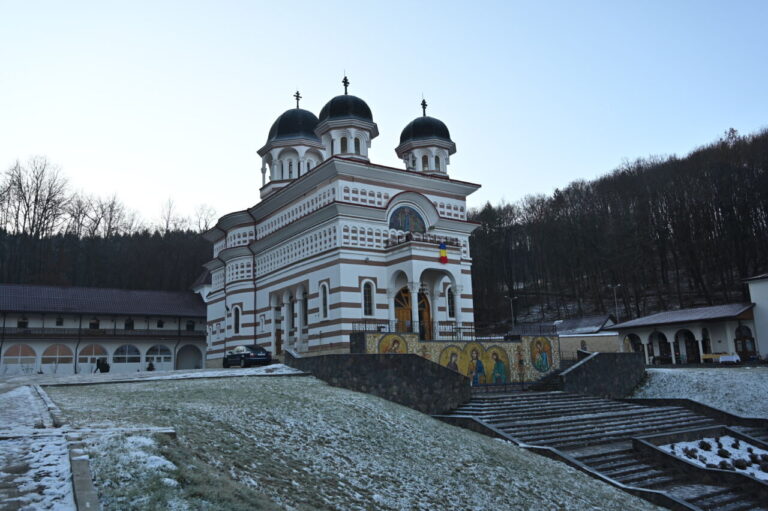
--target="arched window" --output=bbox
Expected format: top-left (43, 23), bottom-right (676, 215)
top-left (354, 138), bottom-right (361, 154)
top-left (302, 294), bottom-right (308, 325)
top-left (435, 155), bottom-right (441, 171)
top-left (113, 345), bottom-right (140, 364)
top-left (410, 155), bottom-right (416, 169)
top-left (307, 160), bottom-right (313, 171)
top-left (363, 281), bottom-right (374, 316)
top-left (146, 345), bottom-right (172, 363)
top-left (78, 344), bottom-right (107, 364)
top-left (3, 344), bottom-right (36, 366)
top-left (331, 139), bottom-right (335, 155)
top-left (422, 155), bottom-right (429, 170)
top-left (288, 161), bottom-right (293, 179)
top-left (340, 137), bottom-right (348, 153)
top-left (233, 306), bottom-right (241, 334)
top-left (124, 318), bottom-right (134, 330)
top-left (447, 287), bottom-right (455, 318)
top-left (321, 284), bottom-right (329, 319)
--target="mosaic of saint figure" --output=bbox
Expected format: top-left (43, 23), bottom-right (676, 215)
top-left (378, 334), bottom-right (407, 354)
top-left (491, 351), bottom-right (507, 384)
top-left (446, 352), bottom-right (459, 372)
top-left (531, 337), bottom-right (552, 372)
top-left (389, 206), bottom-right (426, 233)
top-left (467, 348), bottom-right (486, 385)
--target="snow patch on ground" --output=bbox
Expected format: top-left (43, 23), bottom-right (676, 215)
top-left (661, 435), bottom-right (768, 481)
top-left (633, 367), bottom-right (768, 418)
top-left (0, 386), bottom-right (75, 510)
top-left (0, 363), bottom-right (302, 390)
top-left (48, 376), bottom-right (663, 511)
top-left (0, 386), bottom-right (50, 431)
top-left (81, 431), bottom-right (185, 510)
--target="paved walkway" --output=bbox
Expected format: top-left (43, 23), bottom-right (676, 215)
top-left (0, 386), bottom-right (74, 510)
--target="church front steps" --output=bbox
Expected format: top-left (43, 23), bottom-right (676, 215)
top-left (442, 391), bottom-right (768, 511)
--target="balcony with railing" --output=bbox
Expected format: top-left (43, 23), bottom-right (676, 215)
top-left (2, 327), bottom-right (205, 339)
top-left (352, 319), bottom-right (475, 341)
top-left (383, 233), bottom-right (462, 250)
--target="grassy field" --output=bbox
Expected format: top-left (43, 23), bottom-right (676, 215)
top-left (48, 376), bottom-right (663, 511)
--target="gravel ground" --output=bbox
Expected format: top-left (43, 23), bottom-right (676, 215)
top-left (633, 367), bottom-right (768, 418)
top-left (48, 376), bottom-right (663, 511)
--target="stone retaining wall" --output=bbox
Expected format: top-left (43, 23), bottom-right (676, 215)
top-left (560, 352), bottom-right (645, 398)
top-left (284, 350), bottom-right (471, 415)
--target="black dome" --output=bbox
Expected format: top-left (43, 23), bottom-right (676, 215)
top-left (318, 95), bottom-right (373, 123)
top-left (399, 116), bottom-right (452, 144)
top-left (267, 108), bottom-right (320, 142)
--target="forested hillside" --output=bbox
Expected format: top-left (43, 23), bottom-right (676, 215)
top-left (3, 129), bottom-right (767, 323)
top-left (0, 157), bottom-right (211, 290)
top-left (469, 128), bottom-right (768, 328)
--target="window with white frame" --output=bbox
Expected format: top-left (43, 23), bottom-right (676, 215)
top-left (321, 283), bottom-right (329, 319)
top-left (362, 281), bottom-right (374, 316)
top-left (447, 287), bottom-right (456, 319)
top-left (233, 306), bottom-right (241, 334)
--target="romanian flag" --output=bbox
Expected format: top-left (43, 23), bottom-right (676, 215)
top-left (439, 242), bottom-right (448, 264)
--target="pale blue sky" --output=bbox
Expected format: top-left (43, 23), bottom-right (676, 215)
top-left (1, 1), bottom-right (766, 222)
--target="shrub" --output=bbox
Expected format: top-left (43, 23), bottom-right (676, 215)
top-left (749, 454), bottom-right (760, 464)
top-left (718, 460), bottom-right (733, 470)
top-left (717, 448), bottom-right (731, 458)
top-left (733, 459), bottom-right (748, 470)
top-left (731, 440), bottom-right (740, 449)
top-left (761, 462), bottom-right (768, 473)
top-left (698, 441), bottom-right (712, 451)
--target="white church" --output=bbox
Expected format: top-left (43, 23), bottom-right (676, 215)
top-left (198, 78), bottom-right (480, 363)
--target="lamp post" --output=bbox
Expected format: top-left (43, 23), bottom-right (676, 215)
top-left (608, 284), bottom-right (621, 322)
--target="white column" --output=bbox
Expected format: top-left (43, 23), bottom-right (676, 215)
top-left (641, 340), bottom-right (650, 364)
top-left (408, 282), bottom-right (420, 334)
top-left (668, 340), bottom-right (677, 364)
top-left (282, 299), bottom-right (290, 348)
top-left (697, 338), bottom-right (704, 364)
top-left (296, 292), bottom-right (305, 346)
top-left (270, 304), bottom-right (277, 355)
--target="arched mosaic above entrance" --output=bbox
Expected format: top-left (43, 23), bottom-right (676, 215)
top-left (389, 206), bottom-right (426, 233)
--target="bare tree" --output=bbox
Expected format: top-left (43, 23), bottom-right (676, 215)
top-left (2, 157), bottom-right (69, 238)
top-left (194, 204), bottom-right (217, 232)
top-left (159, 197), bottom-right (176, 234)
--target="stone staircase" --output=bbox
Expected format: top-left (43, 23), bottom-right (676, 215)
top-left (445, 391), bottom-right (768, 511)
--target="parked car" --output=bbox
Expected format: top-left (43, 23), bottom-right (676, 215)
top-left (223, 345), bottom-right (272, 368)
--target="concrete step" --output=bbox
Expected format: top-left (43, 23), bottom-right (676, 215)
top-left (503, 412), bottom-right (713, 443)
top-left (519, 418), bottom-right (717, 449)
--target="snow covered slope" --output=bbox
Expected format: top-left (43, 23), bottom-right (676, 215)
top-left (47, 376), bottom-right (663, 511)
top-left (633, 367), bottom-right (768, 418)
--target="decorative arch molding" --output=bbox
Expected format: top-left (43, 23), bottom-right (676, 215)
top-left (385, 191), bottom-right (440, 228)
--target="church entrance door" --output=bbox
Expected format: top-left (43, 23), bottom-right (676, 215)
top-left (393, 286), bottom-right (433, 340)
top-left (418, 292), bottom-right (431, 341)
top-left (394, 287), bottom-right (411, 333)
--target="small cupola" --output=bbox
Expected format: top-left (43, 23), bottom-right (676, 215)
top-left (316, 76), bottom-right (379, 161)
top-left (395, 99), bottom-right (456, 174)
top-left (257, 91), bottom-right (325, 197)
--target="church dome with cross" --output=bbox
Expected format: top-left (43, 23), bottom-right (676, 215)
top-left (395, 100), bottom-right (456, 174)
top-left (257, 91), bottom-right (326, 191)
top-left (315, 76), bottom-right (379, 163)
top-left (266, 108), bottom-right (320, 143)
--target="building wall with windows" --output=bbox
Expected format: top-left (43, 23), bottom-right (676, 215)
top-left (0, 285), bottom-right (206, 375)
top-left (201, 84), bottom-right (480, 364)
